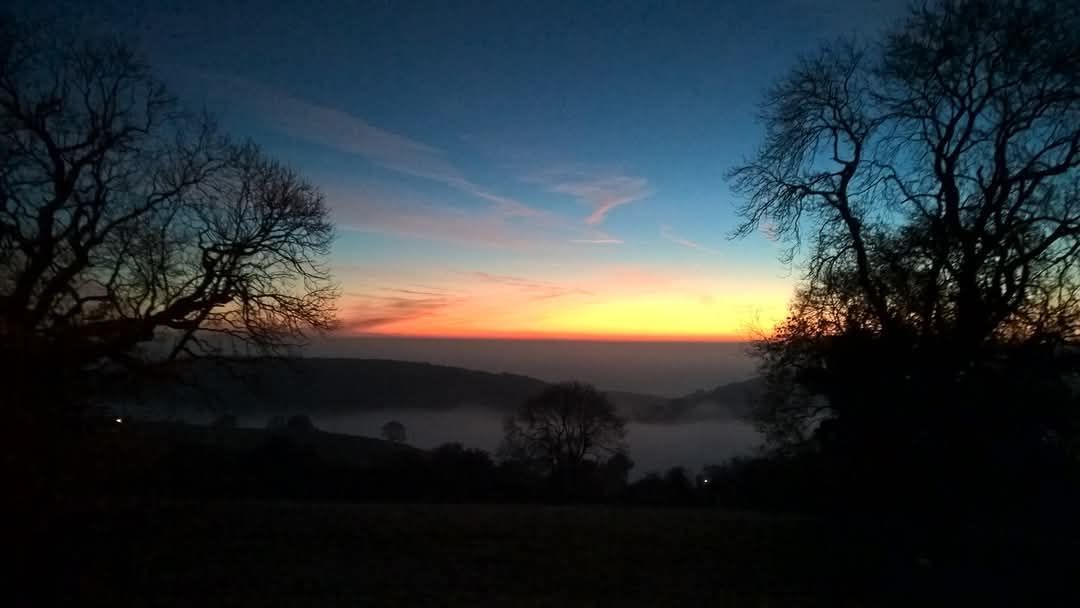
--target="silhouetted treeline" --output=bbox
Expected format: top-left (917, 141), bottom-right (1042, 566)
top-left (59, 416), bottom-right (770, 507)
top-left (74, 418), bottom-right (603, 504)
top-left (722, 0), bottom-right (1080, 526)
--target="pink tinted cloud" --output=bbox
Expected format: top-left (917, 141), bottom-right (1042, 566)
top-left (378, 288), bottom-right (452, 297)
top-left (528, 167), bottom-right (652, 226)
top-left (571, 238), bottom-right (624, 244)
top-left (660, 224), bottom-right (718, 254)
top-left (467, 272), bottom-right (592, 299)
top-left (344, 294), bottom-right (457, 331)
top-left (333, 195), bottom-right (533, 249)
top-left (338, 271), bottom-right (593, 335)
top-left (327, 181), bottom-right (620, 250)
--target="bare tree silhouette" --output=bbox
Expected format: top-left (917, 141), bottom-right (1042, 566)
top-left (500, 382), bottom-right (628, 491)
top-left (729, 0), bottom-right (1080, 503)
top-left (0, 17), bottom-right (337, 413)
top-left (381, 420), bottom-right (407, 443)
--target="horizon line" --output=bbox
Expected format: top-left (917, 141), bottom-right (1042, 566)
top-left (324, 331), bottom-right (758, 344)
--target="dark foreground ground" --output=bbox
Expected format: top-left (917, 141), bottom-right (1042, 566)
top-left (16, 499), bottom-right (1079, 607)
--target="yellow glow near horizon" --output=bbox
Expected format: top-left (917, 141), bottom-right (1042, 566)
top-left (532, 292), bottom-right (788, 339)
top-left (339, 276), bottom-right (792, 341)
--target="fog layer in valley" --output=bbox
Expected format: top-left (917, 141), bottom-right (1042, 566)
top-left (131, 405), bottom-right (761, 478)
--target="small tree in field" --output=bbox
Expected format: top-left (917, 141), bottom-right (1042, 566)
top-left (500, 382), bottom-right (628, 488)
top-left (286, 415), bottom-right (316, 433)
top-left (381, 420), bottom-right (407, 443)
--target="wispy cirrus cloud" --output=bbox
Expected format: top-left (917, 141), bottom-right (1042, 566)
top-left (571, 238), bottom-right (624, 245)
top-left (467, 271), bottom-right (592, 300)
top-left (527, 166), bottom-right (652, 226)
top-left (199, 73), bottom-right (548, 220)
top-left (661, 224), bottom-right (718, 254)
top-left (203, 73), bottom-right (462, 182)
top-left (378, 288), bottom-right (453, 297)
top-left (197, 73), bottom-right (646, 248)
top-left (339, 271), bottom-right (595, 335)
top-left (330, 190), bottom-right (536, 249)
top-left (326, 181), bottom-right (622, 250)
top-left (344, 293), bottom-right (459, 332)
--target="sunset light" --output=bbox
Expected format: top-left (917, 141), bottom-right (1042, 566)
top-left (13, 1), bottom-right (1078, 603)
top-left (336, 266), bottom-right (792, 341)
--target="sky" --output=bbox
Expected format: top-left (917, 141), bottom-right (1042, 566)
top-left (20, 0), bottom-right (911, 341)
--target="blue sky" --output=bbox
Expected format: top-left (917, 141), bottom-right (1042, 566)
top-left (20, 0), bottom-right (911, 339)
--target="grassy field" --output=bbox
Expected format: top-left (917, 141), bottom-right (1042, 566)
top-left (21, 501), bottom-right (872, 606)
top-left (19, 499), bottom-right (1076, 606)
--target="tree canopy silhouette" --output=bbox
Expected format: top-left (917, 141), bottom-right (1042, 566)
top-left (381, 420), bottom-right (407, 443)
top-left (730, 0), bottom-right (1080, 505)
top-left (500, 382), bottom-right (628, 481)
top-left (0, 17), bottom-right (337, 411)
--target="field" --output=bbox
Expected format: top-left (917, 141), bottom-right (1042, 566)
top-left (16, 501), bottom-right (912, 606)
top-left (20, 499), bottom-right (1077, 606)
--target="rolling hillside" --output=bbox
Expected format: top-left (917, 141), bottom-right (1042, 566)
top-left (123, 358), bottom-right (549, 413)
top-left (633, 377), bottom-right (764, 423)
top-left (119, 357), bottom-right (757, 423)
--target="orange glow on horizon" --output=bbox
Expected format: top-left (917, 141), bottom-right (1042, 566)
top-left (342, 329), bottom-right (754, 343)
top-left (336, 264), bottom-right (793, 342)
top-left (339, 289), bottom-right (789, 342)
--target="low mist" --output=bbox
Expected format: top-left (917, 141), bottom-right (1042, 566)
top-left (133, 404), bottom-right (761, 478)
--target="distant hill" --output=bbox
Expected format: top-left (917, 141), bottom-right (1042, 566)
top-left (605, 390), bottom-right (670, 420)
top-left (128, 419), bottom-right (421, 469)
top-left (120, 357), bottom-right (759, 423)
top-left (123, 358), bottom-right (550, 413)
top-left (632, 377), bottom-right (764, 423)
